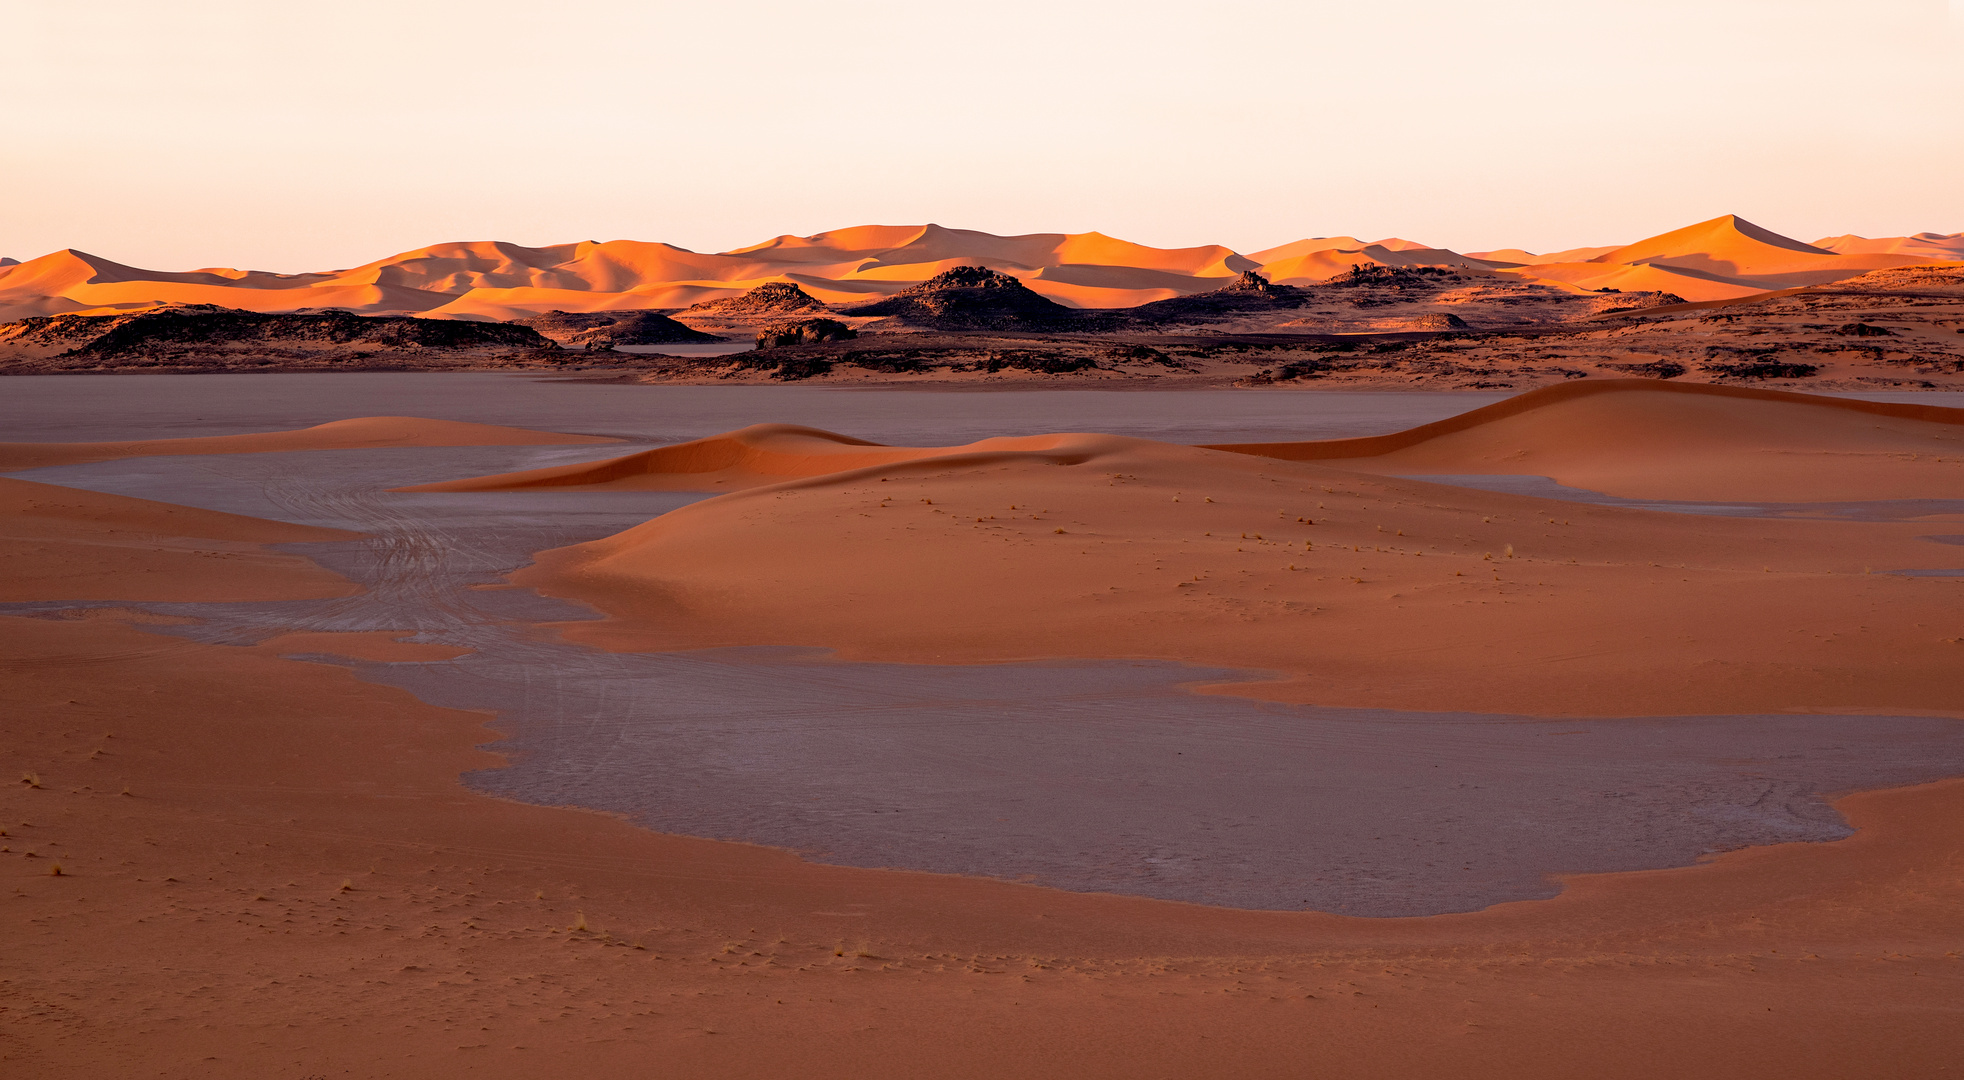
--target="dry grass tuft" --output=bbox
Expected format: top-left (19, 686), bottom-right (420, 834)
top-left (49, 862), bottom-right (64, 877)
top-left (21, 772), bottom-right (42, 789)
top-left (572, 911), bottom-right (589, 932)
top-left (339, 879), bottom-right (353, 892)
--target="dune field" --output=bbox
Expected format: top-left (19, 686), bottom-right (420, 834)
top-left (2, 374), bottom-right (1961, 1077)
top-left (5, 215), bottom-right (1958, 322)
top-left (6, 217), bottom-right (1962, 395)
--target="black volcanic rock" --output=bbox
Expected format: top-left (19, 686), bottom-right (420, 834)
top-left (756, 317), bottom-right (857, 348)
top-left (839, 266), bottom-right (1078, 331)
top-left (18, 304), bottom-right (556, 358)
top-left (1223, 270), bottom-right (1284, 294)
top-left (684, 281), bottom-right (827, 317)
top-left (1118, 270), bottom-right (1308, 327)
top-left (520, 309), bottom-right (722, 348)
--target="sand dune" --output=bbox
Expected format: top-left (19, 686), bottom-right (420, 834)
top-left (6, 217), bottom-right (1954, 322)
top-left (1508, 215), bottom-right (1932, 301)
top-left (399, 423), bottom-right (926, 492)
top-left (8, 381), bottom-right (1964, 1074)
top-left (0, 415), bottom-right (619, 471)
top-left (1255, 243), bottom-right (1499, 286)
top-left (1207, 379), bottom-right (1964, 502)
top-left (0, 475), bottom-right (359, 601)
top-left (1464, 245), bottom-right (1623, 266)
top-left (1814, 231), bottom-right (1964, 262)
top-left (498, 382), bottom-right (1962, 717)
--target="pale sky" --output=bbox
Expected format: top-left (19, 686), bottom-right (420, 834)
top-left (3, 0), bottom-right (1961, 271)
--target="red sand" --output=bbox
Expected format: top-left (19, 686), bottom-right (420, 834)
top-left (5, 384), bottom-right (1963, 1076)
top-left (500, 382), bottom-right (1964, 716)
top-left (0, 476), bottom-right (359, 602)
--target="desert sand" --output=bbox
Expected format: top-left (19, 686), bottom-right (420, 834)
top-left (467, 382), bottom-right (1964, 716)
top-left (5, 380), bottom-right (1963, 1077)
top-left (3, 215), bottom-right (1956, 323)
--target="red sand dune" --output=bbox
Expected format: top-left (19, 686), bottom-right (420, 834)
top-left (0, 415), bottom-right (620, 471)
top-left (4, 216), bottom-right (1954, 321)
top-left (479, 381), bottom-right (1963, 718)
top-left (1206, 379), bottom-right (1964, 502)
top-left (1506, 215), bottom-right (1933, 301)
top-left (1813, 230), bottom-right (1964, 262)
top-left (399, 424), bottom-right (1097, 494)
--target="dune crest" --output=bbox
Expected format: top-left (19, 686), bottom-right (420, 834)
top-left (495, 381), bottom-right (1961, 718)
top-left (1206, 379), bottom-right (1964, 501)
top-left (400, 423), bottom-right (1111, 493)
top-left (5, 217), bottom-right (1955, 322)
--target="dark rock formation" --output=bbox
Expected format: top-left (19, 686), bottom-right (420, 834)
top-left (519, 309), bottom-right (722, 348)
top-left (684, 281), bottom-right (827, 317)
top-left (1836, 322), bottom-right (1896, 337)
top-left (755, 318), bottom-right (857, 349)
top-left (1223, 270), bottom-right (1283, 294)
top-left (838, 266), bottom-right (1079, 331)
top-left (1328, 264), bottom-right (1460, 288)
top-left (1116, 271), bottom-right (1307, 327)
top-left (1705, 360), bottom-right (1820, 379)
top-left (1605, 360), bottom-right (1688, 380)
top-left (4, 304), bottom-right (555, 358)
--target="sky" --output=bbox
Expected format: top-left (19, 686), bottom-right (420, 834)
top-left (3, 0), bottom-right (1962, 271)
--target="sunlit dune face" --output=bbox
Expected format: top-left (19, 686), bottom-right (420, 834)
top-left (6, 216), bottom-right (1957, 322)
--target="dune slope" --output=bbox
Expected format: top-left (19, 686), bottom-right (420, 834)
top-left (501, 385), bottom-right (1963, 717)
top-left (1206, 379), bottom-right (1964, 502)
top-left (0, 476), bottom-right (360, 601)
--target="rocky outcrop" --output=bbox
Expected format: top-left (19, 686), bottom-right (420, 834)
top-left (2, 305), bottom-right (553, 357)
top-left (755, 318), bottom-right (857, 349)
top-left (684, 281), bottom-right (827, 317)
top-left (1223, 270), bottom-right (1283, 294)
top-left (519, 309), bottom-right (722, 348)
top-left (838, 267), bottom-right (1080, 331)
top-left (0, 304), bottom-right (569, 371)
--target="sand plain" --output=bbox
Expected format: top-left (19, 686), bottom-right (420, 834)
top-left (3, 379), bottom-right (1963, 1077)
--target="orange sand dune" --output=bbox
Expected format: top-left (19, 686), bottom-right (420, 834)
top-left (0, 415), bottom-right (619, 471)
top-left (1815, 230), bottom-right (1964, 262)
top-left (1258, 246), bottom-right (1488, 285)
top-left (1506, 259), bottom-right (1765, 299)
top-left (1464, 245), bottom-right (1623, 266)
top-left (401, 424), bottom-right (1094, 494)
top-left (1510, 215), bottom-right (1934, 301)
top-left (0, 475), bottom-right (359, 601)
top-left (1208, 379), bottom-right (1964, 502)
top-left (498, 385), bottom-right (1961, 718)
top-left (12, 216), bottom-right (1953, 322)
top-left (1251, 238), bottom-right (1496, 284)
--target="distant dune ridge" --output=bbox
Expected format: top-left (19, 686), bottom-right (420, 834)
top-left (2, 215), bottom-right (1956, 324)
